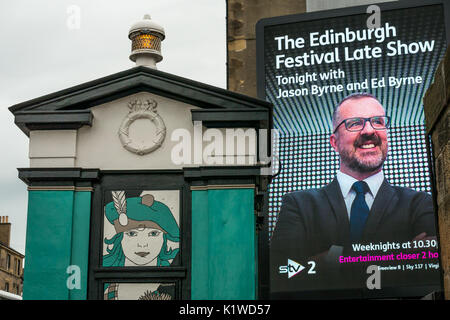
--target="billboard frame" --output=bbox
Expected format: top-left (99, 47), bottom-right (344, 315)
top-left (256, 0), bottom-right (450, 299)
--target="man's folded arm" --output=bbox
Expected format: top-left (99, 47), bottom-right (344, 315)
top-left (411, 191), bottom-right (437, 239)
top-left (270, 193), bottom-right (309, 261)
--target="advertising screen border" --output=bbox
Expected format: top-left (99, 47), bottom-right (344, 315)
top-left (256, 0), bottom-right (450, 299)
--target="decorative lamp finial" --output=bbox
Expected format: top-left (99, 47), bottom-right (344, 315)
top-left (128, 14), bottom-right (165, 69)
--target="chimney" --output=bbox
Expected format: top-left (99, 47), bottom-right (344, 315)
top-left (128, 14), bottom-right (165, 69)
top-left (0, 216), bottom-right (11, 247)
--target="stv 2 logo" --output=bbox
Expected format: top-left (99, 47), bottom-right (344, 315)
top-left (278, 259), bottom-right (316, 279)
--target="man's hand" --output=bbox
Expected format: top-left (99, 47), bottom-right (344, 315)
top-left (310, 250), bottom-right (328, 263)
top-left (310, 246), bottom-right (344, 265)
top-left (413, 232), bottom-right (437, 242)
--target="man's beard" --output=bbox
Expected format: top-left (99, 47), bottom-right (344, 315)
top-left (339, 133), bottom-right (387, 173)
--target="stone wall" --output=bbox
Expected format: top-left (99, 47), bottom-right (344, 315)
top-left (227, 0), bottom-right (307, 97)
top-left (226, 0), bottom-right (399, 97)
top-left (0, 246), bottom-right (23, 296)
top-left (423, 45), bottom-right (450, 299)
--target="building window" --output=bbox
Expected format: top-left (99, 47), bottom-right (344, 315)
top-left (89, 173), bottom-right (189, 300)
top-left (5, 282), bottom-right (9, 292)
top-left (6, 254), bottom-right (11, 270)
top-left (17, 259), bottom-right (21, 276)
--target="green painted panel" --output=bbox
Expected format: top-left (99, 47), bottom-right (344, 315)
top-left (191, 190), bottom-right (209, 299)
top-left (208, 189), bottom-right (255, 299)
top-left (23, 191), bottom-right (74, 300)
top-left (191, 188), bottom-right (255, 300)
top-left (69, 191), bottom-right (92, 300)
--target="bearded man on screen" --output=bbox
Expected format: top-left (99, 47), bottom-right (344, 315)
top-left (270, 92), bottom-right (437, 291)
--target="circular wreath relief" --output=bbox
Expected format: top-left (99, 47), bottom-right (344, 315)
top-left (118, 99), bottom-right (166, 155)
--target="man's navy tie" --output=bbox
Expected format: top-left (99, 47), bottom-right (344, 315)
top-left (349, 181), bottom-right (370, 243)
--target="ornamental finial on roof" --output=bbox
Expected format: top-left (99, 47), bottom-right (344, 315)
top-left (128, 14), bottom-right (165, 69)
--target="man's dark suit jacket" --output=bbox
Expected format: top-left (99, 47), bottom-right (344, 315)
top-left (270, 178), bottom-right (439, 293)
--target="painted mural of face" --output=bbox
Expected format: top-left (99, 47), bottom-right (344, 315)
top-left (121, 227), bottom-right (164, 266)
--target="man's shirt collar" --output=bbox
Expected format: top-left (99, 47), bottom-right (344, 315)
top-left (336, 170), bottom-right (384, 198)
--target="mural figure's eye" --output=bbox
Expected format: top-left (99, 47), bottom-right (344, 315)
top-left (125, 230), bottom-right (138, 237)
top-left (148, 230), bottom-right (161, 237)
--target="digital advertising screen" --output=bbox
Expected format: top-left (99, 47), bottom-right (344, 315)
top-left (256, 0), bottom-right (449, 299)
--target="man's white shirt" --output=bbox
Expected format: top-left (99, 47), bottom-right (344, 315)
top-left (336, 170), bottom-right (385, 219)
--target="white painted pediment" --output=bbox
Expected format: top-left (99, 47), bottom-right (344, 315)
top-left (28, 92), bottom-right (258, 169)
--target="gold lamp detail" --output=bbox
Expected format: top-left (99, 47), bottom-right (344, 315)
top-left (129, 14), bottom-right (165, 69)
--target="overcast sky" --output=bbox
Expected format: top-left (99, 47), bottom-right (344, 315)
top-left (0, 0), bottom-right (226, 255)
